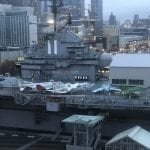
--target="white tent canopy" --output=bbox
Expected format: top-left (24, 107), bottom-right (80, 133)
top-left (106, 126), bottom-right (150, 149)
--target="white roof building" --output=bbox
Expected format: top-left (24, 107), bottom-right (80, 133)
top-left (110, 54), bottom-right (150, 68)
top-left (106, 126), bottom-right (150, 149)
top-left (110, 54), bottom-right (150, 88)
top-left (62, 114), bottom-right (104, 127)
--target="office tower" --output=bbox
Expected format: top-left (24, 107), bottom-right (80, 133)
top-left (0, 5), bottom-right (37, 47)
top-left (0, 0), bottom-right (24, 6)
top-left (133, 14), bottom-right (139, 26)
top-left (0, 15), bottom-right (6, 46)
top-left (39, 0), bottom-right (52, 16)
top-left (91, 0), bottom-right (102, 20)
top-left (63, 0), bottom-right (85, 19)
top-left (109, 12), bottom-right (117, 25)
top-left (6, 11), bottom-right (30, 47)
top-left (0, 0), bottom-right (40, 16)
top-left (90, 0), bottom-right (103, 36)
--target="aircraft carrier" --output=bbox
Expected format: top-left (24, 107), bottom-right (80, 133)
top-left (1, 1), bottom-right (150, 150)
top-left (1, 77), bottom-right (150, 150)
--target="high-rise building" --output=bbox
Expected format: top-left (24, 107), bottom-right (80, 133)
top-left (39, 0), bottom-right (52, 17)
top-left (63, 0), bottom-right (85, 19)
top-left (133, 14), bottom-right (139, 26)
top-left (0, 0), bottom-right (40, 16)
top-left (91, 0), bottom-right (102, 20)
top-left (0, 5), bottom-right (37, 47)
top-left (90, 0), bottom-right (103, 36)
top-left (0, 15), bottom-right (6, 46)
top-left (22, 0), bottom-right (41, 17)
top-left (0, 0), bottom-right (24, 6)
top-left (103, 25), bottom-right (120, 50)
top-left (6, 11), bottom-right (30, 47)
top-left (109, 12), bottom-right (117, 25)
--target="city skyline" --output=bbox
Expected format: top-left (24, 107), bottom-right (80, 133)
top-left (0, 0), bottom-right (149, 23)
top-left (86, 0), bottom-right (150, 22)
top-left (104, 0), bottom-right (150, 22)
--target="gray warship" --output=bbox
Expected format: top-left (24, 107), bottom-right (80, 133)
top-left (0, 1), bottom-right (150, 150)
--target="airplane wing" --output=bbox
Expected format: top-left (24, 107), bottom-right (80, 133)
top-left (109, 86), bottom-right (122, 92)
top-left (92, 86), bottom-right (107, 93)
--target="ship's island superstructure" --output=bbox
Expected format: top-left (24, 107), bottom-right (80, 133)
top-left (21, 29), bottom-right (112, 82)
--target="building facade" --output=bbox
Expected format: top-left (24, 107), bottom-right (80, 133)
top-left (109, 12), bottom-right (117, 25)
top-left (6, 11), bottom-right (29, 47)
top-left (0, 0), bottom-right (24, 6)
top-left (110, 54), bottom-right (150, 88)
top-left (103, 25), bottom-right (120, 50)
top-left (0, 15), bottom-right (6, 46)
top-left (0, 5), bottom-right (37, 48)
top-left (133, 14), bottom-right (139, 27)
top-left (63, 0), bottom-right (85, 19)
top-left (90, 0), bottom-right (103, 36)
top-left (39, 0), bottom-right (51, 17)
top-left (90, 0), bottom-right (102, 20)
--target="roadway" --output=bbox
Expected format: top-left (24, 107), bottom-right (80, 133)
top-left (0, 130), bottom-right (66, 150)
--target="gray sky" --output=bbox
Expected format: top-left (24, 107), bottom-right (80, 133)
top-left (86, 0), bottom-right (150, 22)
top-left (103, 0), bottom-right (150, 22)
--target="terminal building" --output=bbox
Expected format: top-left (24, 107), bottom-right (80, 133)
top-left (110, 54), bottom-right (150, 88)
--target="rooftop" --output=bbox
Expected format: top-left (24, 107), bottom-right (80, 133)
top-left (110, 54), bottom-right (150, 68)
top-left (107, 126), bottom-right (150, 149)
top-left (62, 115), bottom-right (104, 126)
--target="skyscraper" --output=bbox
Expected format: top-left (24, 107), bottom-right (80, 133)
top-left (90, 0), bottom-right (102, 20)
top-left (0, 15), bottom-right (6, 46)
top-left (0, 0), bottom-right (24, 6)
top-left (133, 14), bottom-right (139, 26)
top-left (39, 0), bottom-right (52, 16)
top-left (6, 11), bottom-right (30, 47)
top-left (90, 0), bottom-right (103, 36)
top-left (63, 0), bottom-right (85, 19)
top-left (22, 0), bottom-right (41, 16)
top-left (0, 5), bottom-right (37, 47)
top-left (109, 12), bottom-right (117, 25)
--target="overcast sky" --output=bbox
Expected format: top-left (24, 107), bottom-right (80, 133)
top-left (103, 0), bottom-right (150, 22)
top-left (86, 0), bottom-right (150, 22)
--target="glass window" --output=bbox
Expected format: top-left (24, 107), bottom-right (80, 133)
top-left (112, 79), bottom-right (127, 85)
top-left (129, 80), bottom-right (144, 85)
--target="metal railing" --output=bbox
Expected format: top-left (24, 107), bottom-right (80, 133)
top-left (13, 92), bottom-right (150, 111)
